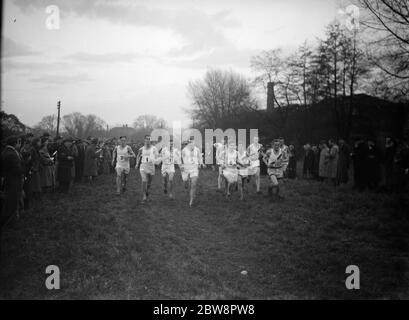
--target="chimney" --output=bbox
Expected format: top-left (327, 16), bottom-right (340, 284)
top-left (267, 82), bottom-right (275, 111)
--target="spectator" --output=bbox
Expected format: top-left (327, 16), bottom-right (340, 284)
top-left (30, 138), bottom-right (42, 199)
top-left (312, 144), bottom-right (320, 180)
top-left (39, 137), bottom-right (55, 192)
top-left (318, 140), bottom-right (330, 181)
top-left (70, 140), bottom-right (79, 186)
top-left (101, 143), bottom-right (112, 175)
top-left (394, 138), bottom-right (409, 193)
top-left (337, 139), bottom-right (350, 185)
top-left (303, 143), bottom-right (314, 179)
top-left (326, 139), bottom-right (339, 185)
top-left (287, 144), bottom-right (297, 179)
top-left (83, 138), bottom-right (101, 184)
top-left (366, 139), bottom-right (381, 190)
top-left (383, 137), bottom-right (396, 193)
top-left (20, 136), bottom-right (34, 210)
top-left (57, 137), bottom-right (75, 193)
top-left (352, 138), bottom-right (368, 191)
top-left (1, 135), bottom-right (24, 227)
top-left (77, 139), bottom-right (88, 181)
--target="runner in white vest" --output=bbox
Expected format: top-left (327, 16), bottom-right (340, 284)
top-left (247, 136), bottom-right (262, 194)
top-left (136, 134), bottom-right (158, 202)
top-left (263, 139), bottom-right (285, 201)
top-left (237, 143), bottom-right (250, 201)
top-left (181, 138), bottom-right (203, 207)
top-left (158, 138), bottom-right (180, 199)
top-left (112, 136), bottom-right (135, 195)
top-left (214, 138), bottom-right (227, 192)
top-left (220, 141), bottom-right (239, 199)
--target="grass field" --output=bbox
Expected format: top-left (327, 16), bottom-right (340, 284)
top-left (0, 168), bottom-right (408, 299)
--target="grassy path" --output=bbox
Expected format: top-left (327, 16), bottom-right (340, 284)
top-left (1, 169), bottom-right (408, 299)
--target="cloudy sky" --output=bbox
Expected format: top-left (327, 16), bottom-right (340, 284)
top-left (2, 0), bottom-right (342, 128)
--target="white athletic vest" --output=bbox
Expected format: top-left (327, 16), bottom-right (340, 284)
top-left (268, 148), bottom-right (283, 168)
top-left (237, 150), bottom-right (249, 166)
top-left (215, 143), bottom-right (225, 164)
top-left (140, 146), bottom-right (156, 163)
top-left (225, 150), bottom-right (238, 167)
top-left (248, 143), bottom-right (262, 161)
top-left (182, 146), bottom-right (201, 165)
top-left (116, 145), bottom-right (132, 168)
top-left (161, 147), bottom-right (179, 165)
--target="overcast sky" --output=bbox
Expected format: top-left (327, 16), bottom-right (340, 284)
top-left (1, 0), bottom-right (342, 128)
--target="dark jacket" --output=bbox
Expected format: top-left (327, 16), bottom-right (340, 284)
top-left (57, 145), bottom-right (74, 183)
top-left (1, 146), bottom-right (24, 183)
top-left (1, 146), bottom-right (24, 227)
top-left (83, 144), bottom-right (98, 177)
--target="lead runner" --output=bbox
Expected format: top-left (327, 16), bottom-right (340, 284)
top-left (158, 138), bottom-right (180, 199)
top-left (136, 134), bottom-right (159, 203)
top-left (181, 137), bottom-right (204, 207)
top-left (220, 141), bottom-right (239, 199)
top-left (247, 136), bottom-right (263, 194)
top-left (112, 136), bottom-right (136, 195)
top-left (214, 137), bottom-right (227, 193)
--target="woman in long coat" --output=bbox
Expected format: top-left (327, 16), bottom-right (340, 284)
top-left (39, 137), bottom-right (55, 191)
top-left (101, 145), bottom-right (112, 175)
top-left (57, 138), bottom-right (75, 193)
top-left (83, 138), bottom-right (100, 183)
top-left (319, 141), bottom-right (330, 180)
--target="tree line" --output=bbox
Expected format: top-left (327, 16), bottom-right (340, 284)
top-left (31, 112), bottom-right (167, 141)
top-left (187, 1), bottom-right (409, 142)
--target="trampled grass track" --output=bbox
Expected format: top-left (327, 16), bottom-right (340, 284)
top-left (0, 168), bottom-right (408, 299)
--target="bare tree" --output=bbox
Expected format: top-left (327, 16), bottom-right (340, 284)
top-left (357, 0), bottom-right (409, 101)
top-left (34, 114), bottom-right (57, 135)
top-left (250, 49), bottom-right (286, 109)
top-left (63, 112), bottom-right (107, 138)
top-left (133, 114), bottom-right (167, 130)
top-left (187, 69), bottom-right (258, 129)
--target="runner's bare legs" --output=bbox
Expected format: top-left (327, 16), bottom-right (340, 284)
top-left (238, 177), bottom-right (244, 200)
top-left (168, 172), bottom-right (174, 198)
top-left (189, 176), bottom-right (198, 207)
top-left (255, 167), bottom-right (261, 193)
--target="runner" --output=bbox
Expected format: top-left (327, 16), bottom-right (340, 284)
top-left (158, 138), bottom-right (180, 199)
top-left (221, 141), bottom-right (239, 199)
top-left (237, 143), bottom-right (250, 201)
top-left (112, 136), bottom-right (135, 195)
top-left (263, 139), bottom-right (285, 202)
top-left (279, 137), bottom-right (289, 177)
top-left (181, 137), bottom-right (204, 207)
top-left (247, 136), bottom-right (263, 194)
top-left (214, 137), bottom-right (227, 192)
top-left (136, 134), bottom-right (159, 203)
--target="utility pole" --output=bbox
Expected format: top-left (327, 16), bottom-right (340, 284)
top-left (56, 100), bottom-right (61, 137)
